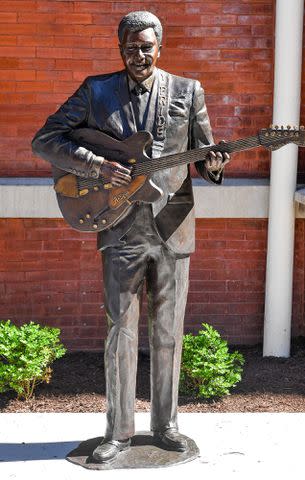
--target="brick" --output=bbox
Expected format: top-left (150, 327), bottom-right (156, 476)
top-left (74, 1), bottom-right (112, 13)
top-left (186, 3), bottom-right (222, 14)
top-left (76, 24), bottom-right (116, 37)
top-left (92, 59), bottom-right (123, 72)
top-left (0, 1), bottom-right (37, 11)
top-left (236, 60), bottom-right (273, 72)
top-left (55, 59), bottom-right (93, 71)
top-left (73, 71), bottom-right (91, 81)
top-left (228, 303), bottom-right (264, 315)
top-left (251, 25), bottom-right (273, 36)
top-left (0, 57), bottom-right (19, 69)
top-left (0, 46), bottom-right (35, 57)
top-left (221, 49), bottom-right (251, 60)
top-left (238, 15), bottom-right (273, 25)
top-left (223, 4), bottom-right (273, 15)
top-left (19, 58), bottom-right (56, 70)
top-left (168, 14), bottom-right (237, 26)
top-left (6, 282), bottom-right (42, 294)
top-left (168, 26), bottom-right (221, 37)
top-left (216, 117), bottom-right (242, 127)
top-left (17, 35), bottom-right (54, 47)
top-left (36, 24), bottom-right (73, 35)
top-left (190, 61), bottom-right (235, 73)
top-left (16, 81), bottom-right (53, 92)
top-left (35, 93), bottom-right (68, 104)
top-left (167, 37), bottom-right (237, 49)
top-left (0, 92), bottom-right (36, 104)
top-left (37, 47), bottom-right (73, 59)
top-left (226, 280), bottom-right (265, 292)
top-left (92, 37), bottom-right (119, 48)
top-left (236, 83), bottom-right (272, 94)
top-left (0, 69), bottom-right (36, 80)
top-left (37, 1), bottom-right (74, 12)
top-left (0, 81), bottom-right (15, 92)
top-left (54, 36), bottom-right (92, 48)
top-left (71, 48), bottom-right (118, 60)
top-left (0, 12), bottom-right (17, 22)
top-left (0, 36), bottom-right (17, 46)
top-left (18, 13), bottom-right (56, 23)
top-left (252, 49), bottom-right (273, 61)
top-left (189, 280), bottom-right (226, 292)
top-left (92, 13), bottom-right (124, 26)
top-left (56, 13), bottom-right (93, 25)
top-left (36, 70), bottom-right (72, 81)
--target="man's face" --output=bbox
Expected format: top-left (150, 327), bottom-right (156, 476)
top-left (119, 27), bottom-right (161, 83)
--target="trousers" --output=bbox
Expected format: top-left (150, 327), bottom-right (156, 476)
top-left (101, 205), bottom-right (190, 440)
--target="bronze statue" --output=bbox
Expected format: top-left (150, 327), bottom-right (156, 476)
top-left (32, 11), bottom-right (230, 464)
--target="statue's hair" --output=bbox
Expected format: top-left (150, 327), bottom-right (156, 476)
top-left (118, 11), bottom-right (162, 45)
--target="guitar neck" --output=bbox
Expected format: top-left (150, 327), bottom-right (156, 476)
top-left (133, 134), bottom-right (261, 177)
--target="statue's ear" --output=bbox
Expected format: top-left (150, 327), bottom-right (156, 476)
top-left (157, 45), bottom-right (162, 58)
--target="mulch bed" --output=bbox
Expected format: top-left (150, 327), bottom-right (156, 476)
top-left (1, 341), bottom-right (305, 413)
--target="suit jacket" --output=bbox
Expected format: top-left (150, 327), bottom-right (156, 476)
top-left (32, 68), bottom-right (222, 254)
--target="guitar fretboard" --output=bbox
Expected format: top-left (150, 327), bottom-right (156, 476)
top-left (77, 130), bottom-right (297, 188)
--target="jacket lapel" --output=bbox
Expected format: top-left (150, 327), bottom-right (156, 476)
top-left (115, 71), bottom-right (137, 136)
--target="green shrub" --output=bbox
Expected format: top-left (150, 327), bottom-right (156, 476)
top-left (0, 320), bottom-right (66, 400)
top-left (180, 323), bottom-right (244, 399)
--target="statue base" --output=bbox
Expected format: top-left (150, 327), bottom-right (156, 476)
top-left (66, 431), bottom-right (200, 470)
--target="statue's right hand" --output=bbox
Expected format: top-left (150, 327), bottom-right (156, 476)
top-left (99, 158), bottom-right (131, 187)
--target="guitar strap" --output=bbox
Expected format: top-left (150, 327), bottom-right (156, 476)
top-left (152, 69), bottom-right (169, 159)
top-left (153, 71), bottom-right (194, 242)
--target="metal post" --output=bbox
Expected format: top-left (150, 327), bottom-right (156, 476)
top-left (263, 0), bottom-right (304, 357)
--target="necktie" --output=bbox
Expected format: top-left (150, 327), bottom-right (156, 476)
top-left (131, 85), bottom-right (149, 130)
top-left (133, 84), bottom-right (145, 96)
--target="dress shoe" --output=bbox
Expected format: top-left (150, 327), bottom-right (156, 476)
top-left (92, 438), bottom-right (131, 463)
top-left (154, 427), bottom-right (187, 452)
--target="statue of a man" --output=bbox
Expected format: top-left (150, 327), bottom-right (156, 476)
top-left (32, 11), bottom-right (229, 463)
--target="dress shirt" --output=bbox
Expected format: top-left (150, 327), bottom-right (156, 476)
top-left (128, 73), bottom-right (156, 131)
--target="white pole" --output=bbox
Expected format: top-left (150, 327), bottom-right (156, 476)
top-left (263, 0), bottom-right (304, 357)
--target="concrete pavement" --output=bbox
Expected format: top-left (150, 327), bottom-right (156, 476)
top-left (0, 412), bottom-right (304, 479)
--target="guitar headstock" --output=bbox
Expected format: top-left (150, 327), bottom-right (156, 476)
top-left (259, 125), bottom-right (305, 150)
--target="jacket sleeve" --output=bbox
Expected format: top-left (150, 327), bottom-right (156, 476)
top-left (190, 80), bottom-right (223, 185)
top-left (31, 78), bottom-right (102, 179)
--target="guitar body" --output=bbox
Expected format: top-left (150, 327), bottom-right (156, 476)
top-left (52, 129), bottom-right (163, 232)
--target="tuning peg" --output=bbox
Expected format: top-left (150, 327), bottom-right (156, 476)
top-left (269, 123), bottom-right (274, 129)
top-left (294, 127), bottom-right (300, 137)
top-left (274, 125), bottom-right (279, 130)
top-left (300, 125), bottom-right (305, 131)
top-left (287, 125), bottom-right (291, 130)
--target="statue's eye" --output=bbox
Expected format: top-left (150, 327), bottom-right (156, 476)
top-left (141, 45), bottom-right (153, 53)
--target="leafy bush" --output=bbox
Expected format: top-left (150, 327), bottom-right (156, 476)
top-left (0, 320), bottom-right (66, 400)
top-left (180, 323), bottom-right (244, 399)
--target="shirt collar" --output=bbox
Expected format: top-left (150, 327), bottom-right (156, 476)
top-left (128, 70), bottom-right (156, 94)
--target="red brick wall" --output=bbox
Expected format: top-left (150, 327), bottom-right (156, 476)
top-left (1, 217), bottom-right (304, 350)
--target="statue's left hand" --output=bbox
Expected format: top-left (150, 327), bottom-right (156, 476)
top-left (205, 149), bottom-right (230, 174)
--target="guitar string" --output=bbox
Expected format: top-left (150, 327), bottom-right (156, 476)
top-left (78, 133), bottom-right (298, 188)
top-left (133, 136), bottom-right (259, 176)
top-left (133, 134), bottom-right (294, 176)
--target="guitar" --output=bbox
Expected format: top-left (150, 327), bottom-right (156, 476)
top-left (52, 126), bottom-right (305, 232)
